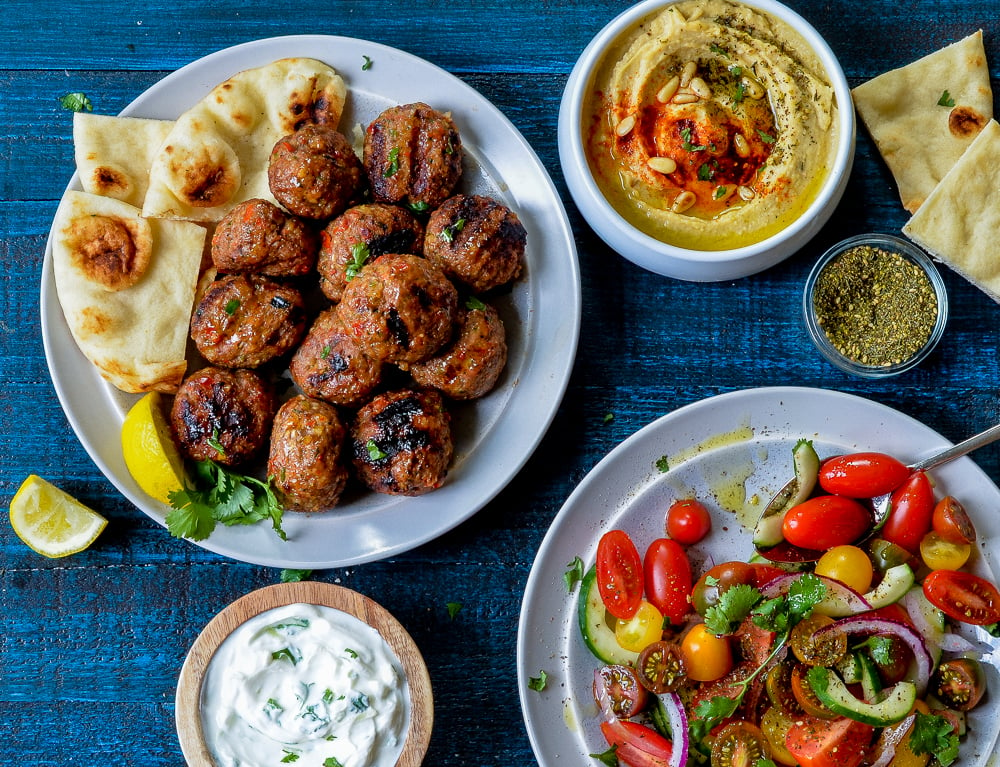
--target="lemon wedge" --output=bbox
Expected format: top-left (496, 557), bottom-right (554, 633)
top-left (121, 391), bottom-right (187, 504)
top-left (9, 475), bottom-right (108, 557)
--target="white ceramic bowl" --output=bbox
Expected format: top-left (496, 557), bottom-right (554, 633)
top-left (558, 0), bottom-right (856, 281)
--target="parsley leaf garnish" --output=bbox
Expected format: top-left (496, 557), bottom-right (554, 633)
top-left (465, 295), bottom-right (487, 311)
top-left (345, 242), bottom-right (370, 280)
top-left (681, 126), bottom-right (707, 151)
top-left (59, 92), bottom-right (93, 112)
top-left (324, 758), bottom-right (345, 767)
top-left (365, 439), bottom-right (388, 461)
top-left (383, 147), bottom-right (400, 178)
top-left (281, 751), bottom-right (300, 763)
top-left (655, 456), bottom-right (670, 473)
top-left (528, 670), bottom-right (548, 691)
top-left (361, 55), bottom-right (373, 71)
top-left (756, 129), bottom-right (777, 145)
top-left (166, 460), bottom-right (286, 542)
top-left (564, 556), bottom-right (585, 592)
top-left (938, 90), bottom-right (956, 108)
top-left (704, 582), bottom-right (762, 635)
top-left (910, 712), bottom-right (960, 766)
top-left (440, 217), bottom-right (467, 243)
top-left (280, 569), bottom-right (312, 583)
top-left (590, 745), bottom-right (619, 767)
top-left (224, 298), bottom-right (240, 315)
top-left (446, 601), bottom-right (463, 620)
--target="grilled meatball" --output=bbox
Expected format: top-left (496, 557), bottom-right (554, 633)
top-left (211, 198), bottom-right (319, 277)
top-left (268, 124), bottom-right (365, 220)
top-left (410, 302), bottom-right (507, 399)
top-left (289, 307), bottom-right (383, 407)
top-left (424, 194), bottom-right (526, 293)
top-left (268, 395), bottom-right (349, 513)
top-left (337, 253), bottom-right (458, 365)
top-left (363, 102), bottom-right (462, 209)
top-left (317, 203), bottom-right (425, 302)
top-left (351, 388), bottom-right (453, 496)
top-left (170, 366), bottom-right (277, 466)
top-left (190, 273), bottom-right (307, 369)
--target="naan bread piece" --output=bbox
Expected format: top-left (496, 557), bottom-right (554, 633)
top-left (903, 119), bottom-right (1000, 302)
top-left (53, 191), bottom-right (206, 392)
top-left (853, 30), bottom-right (993, 213)
top-left (142, 58), bottom-right (347, 223)
top-left (73, 112), bottom-right (174, 207)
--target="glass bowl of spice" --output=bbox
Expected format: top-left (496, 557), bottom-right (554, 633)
top-left (803, 233), bottom-right (948, 377)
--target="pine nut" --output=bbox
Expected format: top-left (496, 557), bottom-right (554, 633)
top-left (733, 132), bottom-right (750, 158)
top-left (672, 92), bottom-right (699, 105)
top-left (657, 76), bottom-right (680, 103)
top-left (672, 190), bottom-right (697, 213)
top-left (680, 61), bottom-right (698, 88)
top-left (615, 113), bottom-right (637, 137)
top-left (689, 77), bottom-right (712, 99)
top-left (738, 185), bottom-right (756, 201)
top-left (647, 156), bottom-right (678, 174)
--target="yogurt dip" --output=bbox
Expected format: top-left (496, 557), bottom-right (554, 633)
top-left (200, 603), bottom-right (409, 767)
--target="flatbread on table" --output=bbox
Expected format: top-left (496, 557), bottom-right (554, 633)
top-left (142, 57), bottom-right (347, 223)
top-left (852, 30), bottom-right (993, 213)
top-left (52, 191), bottom-right (206, 393)
top-left (73, 112), bottom-right (174, 208)
top-left (903, 119), bottom-right (1000, 302)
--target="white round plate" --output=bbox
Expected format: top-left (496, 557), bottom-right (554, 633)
top-left (40, 36), bottom-right (581, 568)
top-left (518, 386), bottom-right (1000, 766)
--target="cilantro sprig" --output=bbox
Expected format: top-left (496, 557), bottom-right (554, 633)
top-left (167, 460), bottom-right (286, 542)
top-left (910, 711), bottom-right (960, 766)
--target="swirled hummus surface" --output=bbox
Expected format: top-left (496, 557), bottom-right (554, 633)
top-left (584, 0), bottom-right (838, 250)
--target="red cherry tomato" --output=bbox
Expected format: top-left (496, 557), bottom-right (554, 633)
top-left (880, 471), bottom-right (934, 554)
top-left (665, 498), bottom-right (712, 545)
top-left (818, 452), bottom-right (910, 498)
top-left (643, 538), bottom-right (692, 626)
top-left (923, 569), bottom-right (1000, 625)
top-left (596, 530), bottom-right (644, 620)
top-left (600, 720), bottom-right (673, 767)
top-left (932, 495), bottom-right (977, 545)
top-left (781, 495), bottom-right (871, 550)
top-left (785, 716), bottom-right (874, 767)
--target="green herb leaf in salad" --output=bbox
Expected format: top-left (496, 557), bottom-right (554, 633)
top-left (446, 601), bottom-right (463, 620)
top-left (589, 745), bottom-right (619, 767)
top-left (564, 556), bottom-right (585, 592)
top-left (528, 670), bottom-right (548, 691)
top-left (704, 582), bottom-right (762, 635)
top-left (280, 568), bottom-right (313, 583)
top-left (910, 711), bottom-right (960, 766)
top-left (59, 91), bottom-right (93, 112)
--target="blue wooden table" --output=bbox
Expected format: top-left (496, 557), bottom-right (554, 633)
top-left (3, 1), bottom-right (1000, 764)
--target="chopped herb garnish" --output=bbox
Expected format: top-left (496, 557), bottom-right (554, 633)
top-left (528, 670), bottom-right (548, 691)
top-left (266, 698), bottom-right (284, 712)
top-left (698, 161), bottom-right (717, 181)
top-left (655, 456), bottom-right (670, 473)
top-left (280, 569), bottom-right (312, 583)
top-left (323, 688), bottom-right (335, 704)
top-left (361, 55), bottom-right (373, 71)
top-left (346, 242), bottom-right (370, 280)
top-left (350, 694), bottom-right (370, 713)
top-left (602, 412), bottom-right (615, 424)
top-left (715, 186), bottom-right (728, 199)
top-left (365, 439), bottom-right (388, 461)
top-left (224, 298), bottom-right (240, 315)
top-left (321, 344), bottom-right (331, 360)
top-left (710, 43), bottom-right (729, 57)
top-left (406, 200), bottom-right (431, 214)
top-left (324, 758), bottom-right (345, 767)
top-left (166, 459), bottom-right (285, 542)
top-left (910, 711), bottom-right (960, 766)
top-left (446, 601), bottom-right (463, 620)
top-left (564, 556), bottom-right (585, 592)
top-left (344, 647), bottom-right (359, 659)
top-left (383, 147), bottom-right (400, 178)
top-left (756, 129), bottom-right (777, 144)
top-left (465, 295), bottom-right (487, 311)
top-left (281, 751), bottom-right (300, 763)
top-left (440, 217), bottom-right (467, 243)
top-left (681, 126), bottom-right (707, 152)
top-left (272, 648), bottom-right (299, 665)
top-left (590, 745), bottom-right (619, 767)
top-left (938, 89), bottom-right (956, 107)
top-left (59, 92), bottom-right (93, 112)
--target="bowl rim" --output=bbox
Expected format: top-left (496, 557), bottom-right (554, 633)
top-left (801, 232), bottom-right (950, 378)
top-left (558, 0), bottom-right (857, 277)
top-left (175, 582), bottom-right (434, 767)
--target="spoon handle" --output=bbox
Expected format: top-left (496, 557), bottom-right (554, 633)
top-left (911, 422), bottom-right (1000, 472)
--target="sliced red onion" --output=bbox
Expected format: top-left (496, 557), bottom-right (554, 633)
top-left (657, 691), bottom-right (689, 767)
top-left (815, 616), bottom-right (933, 696)
top-left (939, 632), bottom-right (977, 653)
top-left (760, 573), bottom-right (872, 616)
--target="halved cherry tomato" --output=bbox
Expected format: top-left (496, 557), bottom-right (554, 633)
top-left (691, 561), bottom-right (756, 616)
top-left (644, 538), bottom-right (692, 625)
top-left (782, 495), bottom-right (871, 550)
top-left (919, 531), bottom-right (971, 571)
top-left (818, 452), bottom-right (910, 498)
top-left (600, 720), bottom-right (673, 767)
top-left (593, 664), bottom-right (649, 718)
top-left (616, 600), bottom-right (665, 652)
top-left (636, 640), bottom-right (686, 694)
top-left (932, 657), bottom-right (986, 711)
top-left (923, 569), bottom-right (1000, 625)
top-left (596, 529), bottom-right (643, 620)
top-left (710, 721), bottom-right (769, 767)
top-left (665, 498), bottom-right (712, 545)
top-left (680, 623), bottom-right (733, 682)
top-left (785, 716), bottom-right (874, 767)
top-left (761, 707), bottom-right (799, 766)
top-left (790, 663), bottom-right (837, 719)
top-left (932, 495), bottom-right (977, 545)
top-left (765, 660), bottom-right (805, 716)
top-left (790, 614), bottom-right (846, 667)
top-left (880, 471), bottom-right (934, 554)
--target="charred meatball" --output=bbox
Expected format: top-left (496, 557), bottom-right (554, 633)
top-left (170, 366), bottom-right (277, 466)
top-left (268, 395), bottom-right (349, 513)
top-left (190, 273), bottom-right (307, 369)
top-left (337, 253), bottom-right (458, 365)
top-left (363, 102), bottom-right (462, 209)
top-left (268, 124), bottom-right (365, 220)
top-left (351, 388), bottom-right (453, 496)
top-left (317, 203), bottom-right (425, 301)
top-left (289, 307), bottom-right (383, 407)
top-left (424, 194), bottom-right (526, 293)
top-left (211, 198), bottom-right (319, 277)
top-left (410, 302), bottom-right (507, 399)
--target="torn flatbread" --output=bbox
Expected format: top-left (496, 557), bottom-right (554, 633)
top-left (53, 191), bottom-right (206, 392)
top-left (852, 30), bottom-right (993, 213)
top-left (142, 57), bottom-right (346, 223)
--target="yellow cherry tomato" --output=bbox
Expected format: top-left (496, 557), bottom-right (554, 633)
top-left (615, 600), bottom-right (664, 653)
top-left (920, 531), bottom-right (971, 571)
top-left (761, 706), bottom-right (799, 766)
top-left (814, 544), bottom-right (874, 593)
top-left (680, 623), bottom-right (733, 682)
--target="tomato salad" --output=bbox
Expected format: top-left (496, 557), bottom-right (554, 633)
top-left (573, 441), bottom-right (1000, 767)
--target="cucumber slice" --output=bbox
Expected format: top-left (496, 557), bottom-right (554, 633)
top-left (862, 563), bottom-right (916, 609)
top-left (835, 652), bottom-right (863, 685)
top-left (577, 566), bottom-right (639, 665)
top-left (856, 651), bottom-right (884, 703)
top-left (753, 439), bottom-right (819, 548)
top-left (808, 666), bottom-right (916, 726)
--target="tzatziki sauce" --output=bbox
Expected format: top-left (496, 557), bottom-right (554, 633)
top-left (200, 603), bottom-right (409, 767)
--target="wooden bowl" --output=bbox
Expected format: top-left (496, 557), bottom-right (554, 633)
top-left (175, 582), bottom-right (433, 766)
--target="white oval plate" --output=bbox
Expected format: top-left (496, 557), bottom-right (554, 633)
top-left (40, 36), bottom-right (581, 568)
top-left (518, 386), bottom-right (1000, 766)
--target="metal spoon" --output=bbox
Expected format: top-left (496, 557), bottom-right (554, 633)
top-left (755, 422), bottom-right (1000, 564)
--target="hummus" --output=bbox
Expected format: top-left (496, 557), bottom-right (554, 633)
top-left (584, 0), bottom-right (839, 251)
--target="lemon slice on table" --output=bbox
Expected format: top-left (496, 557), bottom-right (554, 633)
top-left (121, 391), bottom-right (187, 504)
top-left (9, 475), bottom-right (108, 557)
